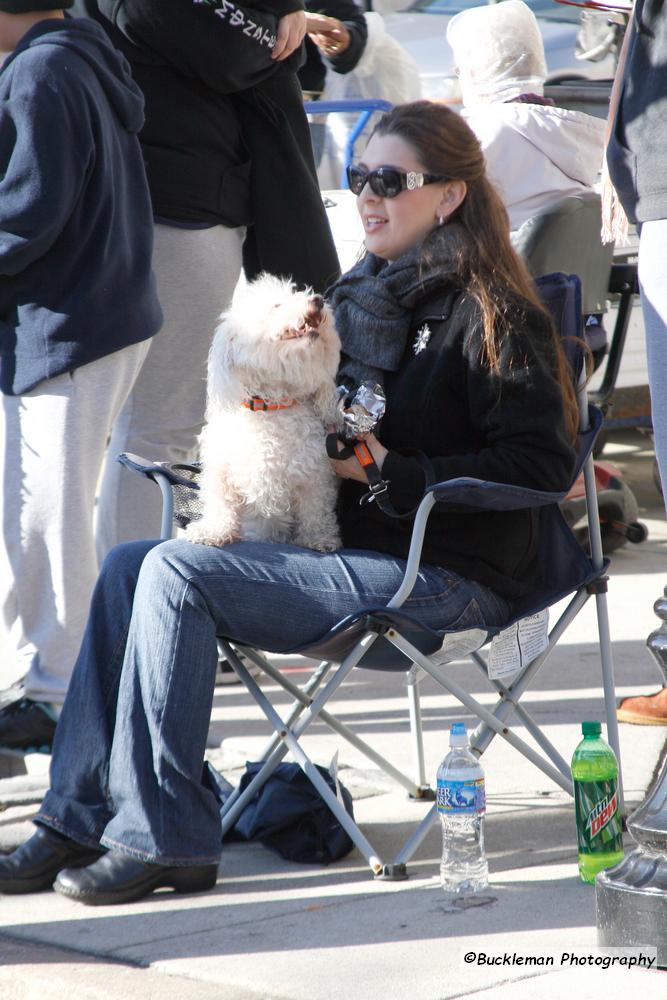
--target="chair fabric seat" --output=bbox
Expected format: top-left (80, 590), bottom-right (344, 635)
top-left (272, 544), bottom-right (606, 671)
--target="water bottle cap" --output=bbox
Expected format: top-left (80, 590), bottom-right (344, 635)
top-left (449, 721), bottom-right (468, 746)
top-left (581, 720), bottom-right (602, 736)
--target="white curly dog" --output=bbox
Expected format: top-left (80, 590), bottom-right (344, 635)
top-left (186, 274), bottom-right (342, 552)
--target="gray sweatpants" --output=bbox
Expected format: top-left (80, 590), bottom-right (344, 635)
top-left (0, 341), bottom-right (151, 704)
top-left (95, 222), bottom-right (244, 558)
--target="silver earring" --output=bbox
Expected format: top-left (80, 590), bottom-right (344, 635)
top-left (438, 216), bottom-right (445, 227)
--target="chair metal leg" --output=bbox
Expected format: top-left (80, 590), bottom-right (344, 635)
top-left (280, 724), bottom-right (385, 876)
top-left (386, 631), bottom-right (573, 794)
top-left (594, 589), bottom-right (625, 812)
top-left (219, 740), bottom-right (289, 836)
top-left (218, 669), bottom-right (363, 839)
top-left (500, 702), bottom-right (572, 780)
top-left (393, 803), bottom-right (437, 868)
top-left (216, 644), bottom-right (337, 830)
top-left (240, 645), bottom-right (333, 697)
top-left (406, 669), bottom-right (432, 795)
top-left (469, 588), bottom-right (589, 761)
top-left (392, 619), bottom-right (597, 869)
top-left (391, 425), bottom-right (625, 865)
top-left (219, 632), bottom-right (393, 875)
top-left (225, 644), bottom-right (335, 760)
top-left (224, 643), bottom-right (426, 797)
top-left (470, 658), bottom-right (572, 780)
top-left (581, 445), bottom-right (625, 811)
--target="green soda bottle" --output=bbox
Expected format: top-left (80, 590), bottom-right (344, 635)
top-left (571, 720), bottom-right (624, 884)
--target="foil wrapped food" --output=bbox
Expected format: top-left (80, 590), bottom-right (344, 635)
top-left (337, 382), bottom-right (386, 440)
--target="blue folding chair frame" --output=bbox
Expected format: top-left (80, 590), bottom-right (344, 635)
top-left (303, 98), bottom-right (392, 188)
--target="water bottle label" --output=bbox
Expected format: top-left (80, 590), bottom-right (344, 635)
top-left (573, 778), bottom-right (623, 854)
top-left (436, 777), bottom-right (485, 814)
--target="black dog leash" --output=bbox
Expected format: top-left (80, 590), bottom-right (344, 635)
top-left (326, 433), bottom-right (415, 519)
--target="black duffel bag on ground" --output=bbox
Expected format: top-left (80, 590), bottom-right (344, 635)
top-left (207, 759), bottom-right (355, 864)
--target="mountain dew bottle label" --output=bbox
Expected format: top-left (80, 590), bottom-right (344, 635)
top-left (571, 722), bottom-right (624, 883)
top-left (574, 778), bottom-right (623, 855)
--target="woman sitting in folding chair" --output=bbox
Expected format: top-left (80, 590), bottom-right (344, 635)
top-left (0, 101), bottom-right (579, 906)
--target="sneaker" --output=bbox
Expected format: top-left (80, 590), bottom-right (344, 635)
top-left (0, 697), bottom-right (58, 753)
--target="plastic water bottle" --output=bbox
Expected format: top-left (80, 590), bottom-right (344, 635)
top-left (436, 721), bottom-right (488, 896)
top-left (571, 720), bottom-right (624, 884)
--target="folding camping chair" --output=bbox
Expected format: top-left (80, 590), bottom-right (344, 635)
top-left (118, 272), bottom-right (621, 880)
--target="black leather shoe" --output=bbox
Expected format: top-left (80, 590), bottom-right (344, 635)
top-left (0, 826), bottom-right (105, 894)
top-left (54, 850), bottom-right (219, 906)
top-left (0, 696), bottom-right (57, 753)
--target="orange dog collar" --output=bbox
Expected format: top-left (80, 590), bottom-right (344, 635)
top-left (241, 396), bottom-right (298, 412)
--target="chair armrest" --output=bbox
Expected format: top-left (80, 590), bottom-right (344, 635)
top-left (117, 453), bottom-right (201, 490)
top-left (425, 477), bottom-right (568, 511)
top-left (117, 453), bottom-right (202, 539)
top-left (391, 474), bottom-right (573, 610)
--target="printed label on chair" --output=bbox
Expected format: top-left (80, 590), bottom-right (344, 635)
top-left (432, 628), bottom-right (488, 666)
top-left (488, 610), bottom-right (549, 681)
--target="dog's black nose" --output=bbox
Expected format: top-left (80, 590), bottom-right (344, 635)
top-left (306, 295), bottom-right (324, 324)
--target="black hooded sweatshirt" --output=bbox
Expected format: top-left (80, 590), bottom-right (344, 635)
top-left (71, 0), bottom-right (341, 292)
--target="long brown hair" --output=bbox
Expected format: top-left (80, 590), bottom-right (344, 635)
top-left (369, 101), bottom-right (579, 442)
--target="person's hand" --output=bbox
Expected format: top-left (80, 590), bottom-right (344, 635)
top-left (272, 10), bottom-right (307, 61)
top-left (328, 431), bottom-right (388, 482)
top-left (305, 12), bottom-right (351, 57)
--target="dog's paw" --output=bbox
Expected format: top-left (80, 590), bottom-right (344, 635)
top-left (184, 521), bottom-right (234, 547)
top-left (294, 533), bottom-right (342, 553)
top-left (313, 539), bottom-right (342, 553)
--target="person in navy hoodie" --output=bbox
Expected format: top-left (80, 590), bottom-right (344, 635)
top-left (0, 2), bottom-right (162, 752)
top-left (0, 0), bottom-right (340, 751)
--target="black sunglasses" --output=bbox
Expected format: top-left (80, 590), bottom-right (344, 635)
top-left (346, 164), bottom-right (446, 199)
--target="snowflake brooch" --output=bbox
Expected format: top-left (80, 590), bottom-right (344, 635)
top-left (412, 323), bottom-right (432, 354)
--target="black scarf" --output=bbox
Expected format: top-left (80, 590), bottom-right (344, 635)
top-left (328, 223), bottom-right (469, 387)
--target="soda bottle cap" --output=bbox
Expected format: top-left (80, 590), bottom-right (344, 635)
top-left (581, 720), bottom-right (602, 736)
top-left (449, 721), bottom-right (468, 747)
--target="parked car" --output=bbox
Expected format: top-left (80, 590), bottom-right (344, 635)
top-left (382, 0), bottom-right (618, 103)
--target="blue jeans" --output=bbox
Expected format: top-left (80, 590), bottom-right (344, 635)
top-left (37, 538), bottom-right (510, 865)
top-left (639, 220), bottom-right (667, 497)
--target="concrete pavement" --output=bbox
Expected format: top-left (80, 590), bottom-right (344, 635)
top-left (0, 428), bottom-right (665, 999)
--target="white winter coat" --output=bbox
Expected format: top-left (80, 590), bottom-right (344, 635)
top-left (463, 101), bottom-right (607, 231)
